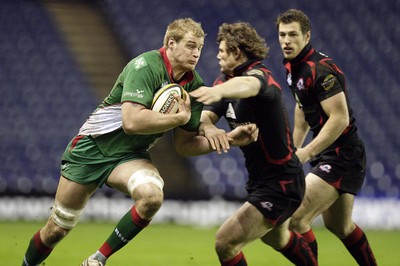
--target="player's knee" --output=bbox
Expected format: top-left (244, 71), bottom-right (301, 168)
top-left (127, 169), bottom-right (164, 196)
top-left (138, 188), bottom-right (163, 215)
top-left (128, 169), bottom-right (164, 214)
top-left (51, 201), bottom-right (83, 230)
top-left (215, 238), bottom-right (228, 257)
top-left (289, 215), bottom-right (303, 231)
top-left (215, 231), bottom-right (236, 258)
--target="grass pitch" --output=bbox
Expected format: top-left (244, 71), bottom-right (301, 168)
top-left (2, 221), bottom-right (399, 265)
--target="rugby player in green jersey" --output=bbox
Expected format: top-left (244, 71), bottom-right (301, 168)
top-left (21, 18), bottom-right (257, 266)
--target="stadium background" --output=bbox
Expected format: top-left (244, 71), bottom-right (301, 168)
top-left (0, 0), bottom-right (399, 228)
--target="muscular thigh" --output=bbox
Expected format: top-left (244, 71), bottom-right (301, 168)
top-left (106, 159), bottom-right (159, 195)
top-left (293, 173), bottom-right (339, 222)
top-left (217, 202), bottom-right (273, 246)
top-left (55, 175), bottom-right (98, 209)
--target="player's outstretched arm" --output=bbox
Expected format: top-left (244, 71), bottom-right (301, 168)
top-left (190, 76), bottom-right (261, 104)
top-left (199, 111), bottom-right (230, 154)
top-left (227, 123), bottom-right (259, 147)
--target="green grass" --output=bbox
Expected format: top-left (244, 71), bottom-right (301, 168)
top-left (2, 221), bottom-right (399, 265)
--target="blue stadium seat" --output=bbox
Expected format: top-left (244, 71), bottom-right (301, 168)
top-left (0, 1), bottom-right (96, 196)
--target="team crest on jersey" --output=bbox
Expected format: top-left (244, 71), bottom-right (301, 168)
top-left (226, 103), bottom-right (236, 119)
top-left (260, 201), bottom-right (273, 211)
top-left (287, 73), bottom-right (292, 86)
top-left (133, 57), bottom-right (147, 70)
top-left (321, 74), bottom-right (336, 91)
top-left (319, 164), bottom-right (332, 173)
top-left (296, 78), bottom-right (305, 91)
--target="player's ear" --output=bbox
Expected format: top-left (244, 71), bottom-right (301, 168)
top-left (305, 31), bottom-right (311, 44)
top-left (233, 47), bottom-right (242, 60)
top-left (168, 37), bottom-right (176, 48)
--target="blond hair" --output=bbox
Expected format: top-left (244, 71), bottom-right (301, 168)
top-left (163, 18), bottom-right (205, 47)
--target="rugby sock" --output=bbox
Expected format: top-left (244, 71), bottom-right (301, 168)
top-left (97, 206), bottom-right (150, 259)
top-left (279, 231), bottom-right (318, 266)
top-left (341, 224), bottom-right (377, 266)
top-left (220, 251), bottom-right (247, 266)
top-left (22, 230), bottom-right (53, 266)
top-left (302, 229), bottom-right (318, 259)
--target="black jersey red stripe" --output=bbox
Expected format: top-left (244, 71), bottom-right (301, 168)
top-left (204, 60), bottom-right (302, 180)
top-left (284, 43), bottom-right (357, 146)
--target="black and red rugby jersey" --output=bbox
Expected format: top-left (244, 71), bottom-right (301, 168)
top-left (204, 60), bottom-right (302, 180)
top-left (283, 43), bottom-right (358, 146)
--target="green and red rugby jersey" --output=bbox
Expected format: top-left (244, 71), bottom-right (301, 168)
top-left (76, 47), bottom-right (204, 158)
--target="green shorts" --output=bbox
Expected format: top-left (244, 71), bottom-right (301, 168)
top-left (60, 135), bottom-right (151, 187)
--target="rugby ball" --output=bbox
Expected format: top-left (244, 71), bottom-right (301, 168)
top-left (151, 83), bottom-right (184, 114)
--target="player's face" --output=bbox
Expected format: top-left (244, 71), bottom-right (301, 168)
top-left (169, 32), bottom-right (204, 72)
top-left (217, 41), bottom-right (238, 75)
top-left (278, 22), bottom-right (310, 60)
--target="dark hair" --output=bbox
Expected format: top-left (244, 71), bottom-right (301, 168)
top-left (275, 9), bottom-right (311, 34)
top-left (217, 22), bottom-right (269, 60)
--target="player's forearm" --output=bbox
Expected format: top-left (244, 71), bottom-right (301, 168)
top-left (218, 76), bottom-right (260, 99)
top-left (303, 114), bottom-right (347, 157)
top-left (123, 109), bottom-right (187, 135)
top-left (293, 105), bottom-right (310, 148)
top-left (175, 135), bottom-right (214, 156)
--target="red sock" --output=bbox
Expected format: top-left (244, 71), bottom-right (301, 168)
top-left (22, 230), bottom-right (53, 265)
top-left (221, 251), bottom-right (247, 266)
top-left (302, 229), bottom-right (318, 259)
top-left (99, 206), bottom-right (150, 258)
top-left (342, 224), bottom-right (377, 266)
top-left (280, 231), bottom-right (318, 266)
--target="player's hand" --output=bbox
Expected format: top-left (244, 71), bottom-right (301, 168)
top-left (190, 86), bottom-right (222, 105)
top-left (201, 123), bottom-right (229, 154)
top-left (174, 91), bottom-right (191, 125)
top-left (295, 147), bottom-right (312, 163)
top-left (227, 123), bottom-right (259, 147)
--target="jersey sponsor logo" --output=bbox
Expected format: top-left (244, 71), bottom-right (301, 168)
top-left (260, 201), bottom-right (273, 211)
top-left (319, 164), bottom-right (332, 173)
top-left (114, 228), bottom-right (129, 243)
top-left (133, 57), bottom-right (147, 70)
top-left (321, 74), bottom-right (336, 91)
top-left (226, 103), bottom-right (237, 119)
top-left (296, 78), bottom-right (305, 91)
top-left (161, 81), bottom-right (169, 88)
top-left (123, 89), bottom-right (144, 99)
top-left (287, 73), bottom-right (292, 86)
top-left (246, 69), bottom-right (264, 77)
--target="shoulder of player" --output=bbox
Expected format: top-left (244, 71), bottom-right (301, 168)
top-left (125, 50), bottom-right (162, 69)
top-left (243, 63), bottom-right (271, 79)
top-left (298, 56), bottom-right (335, 78)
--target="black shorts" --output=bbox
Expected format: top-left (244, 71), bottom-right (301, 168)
top-left (309, 136), bottom-right (366, 195)
top-left (247, 171), bottom-right (305, 226)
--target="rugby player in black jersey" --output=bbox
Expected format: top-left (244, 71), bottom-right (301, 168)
top-left (274, 9), bottom-right (377, 266)
top-left (191, 22), bottom-right (317, 266)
